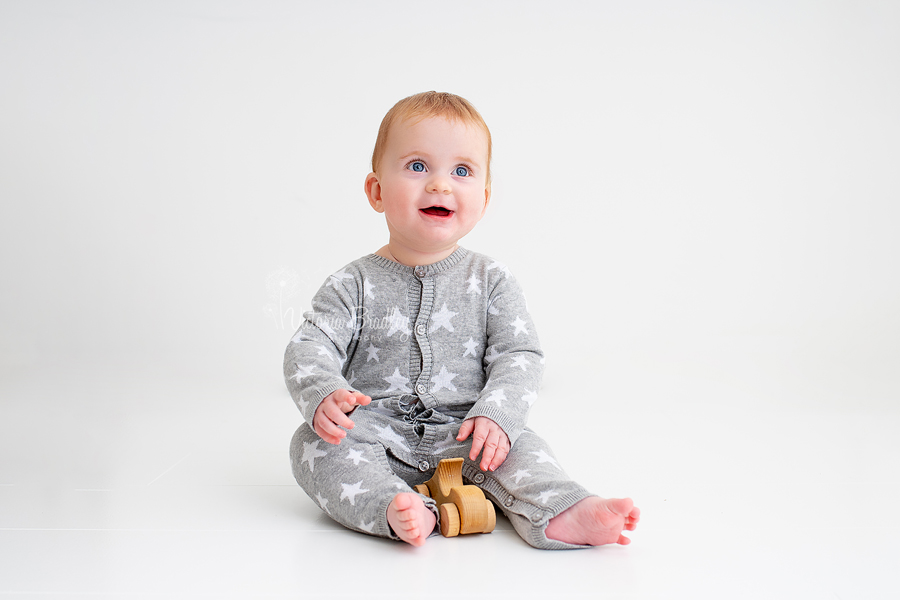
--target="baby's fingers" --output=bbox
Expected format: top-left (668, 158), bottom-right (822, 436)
top-left (456, 419), bottom-right (475, 442)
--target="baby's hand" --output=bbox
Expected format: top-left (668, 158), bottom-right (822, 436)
top-left (313, 389), bottom-right (371, 445)
top-left (457, 416), bottom-right (510, 472)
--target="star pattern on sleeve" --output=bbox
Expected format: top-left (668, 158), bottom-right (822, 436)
top-left (484, 389), bottom-right (506, 407)
top-left (315, 493), bottom-right (331, 514)
top-left (317, 345), bottom-right (335, 362)
top-left (430, 365), bottom-right (458, 393)
top-left (521, 389), bottom-right (538, 407)
top-left (511, 356), bottom-right (529, 371)
top-left (462, 338), bottom-right (478, 358)
top-left (466, 274), bottom-right (482, 295)
top-left (384, 368), bottom-right (412, 394)
top-left (429, 303), bottom-right (457, 333)
top-left (486, 260), bottom-right (511, 279)
top-left (363, 278), bottom-right (376, 299)
top-left (365, 343), bottom-right (380, 362)
top-left (340, 480), bottom-right (370, 505)
top-left (511, 316), bottom-right (529, 337)
top-left (290, 364), bottom-right (316, 384)
top-left (328, 269), bottom-right (355, 289)
top-left (301, 440), bottom-right (328, 472)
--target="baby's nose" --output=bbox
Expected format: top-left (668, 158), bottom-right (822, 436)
top-left (427, 177), bottom-right (452, 194)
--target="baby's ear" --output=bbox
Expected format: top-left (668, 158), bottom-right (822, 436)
top-left (365, 173), bottom-right (384, 213)
top-left (481, 183), bottom-right (492, 215)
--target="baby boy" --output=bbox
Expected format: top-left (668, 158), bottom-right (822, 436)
top-left (285, 91), bottom-right (639, 549)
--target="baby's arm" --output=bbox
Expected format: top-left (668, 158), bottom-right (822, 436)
top-left (456, 416), bottom-right (510, 471)
top-left (313, 389), bottom-right (371, 445)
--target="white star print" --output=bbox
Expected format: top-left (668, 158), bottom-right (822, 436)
top-left (536, 490), bottom-right (560, 504)
top-left (484, 346), bottom-right (502, 364)
top-left (315, 318), bottom-right (336, 338)
top-left (365, 343), bottom-right (380, 362)
top-left (512, 469), bottom-right (532, 484)
top-left (374, 423), bottom-right (410, 451)
top-left (315, 493), bottom-right (330, 514)
top-left (386, 306), bottom-right (411, 338)
top-left (522, 389), bottom-right (538, 406)
top-left (384, 368), bottom-right (412, 394)
top-left (359, 520), bottom-right (375, 533)
top-left (462, 338), bottom-right (478, 358)
top-left (364, 278), bottom-right (376, 299)
top-left (290, 364), bottom-right (316, 384)
top-left (296, 395), bottom-right (309, 414)
top-left (431, 365), bottom-right (458, 393)
top-left (531, 449), bottom-right (560, 469)
top-left (430, 303), bottom-right (457, 333)
top-left (329, 270), bottom-right (354, 289)
top-left (346, 448), bottom-right (370, 465)
top-left (486, 260), bottom-right (511, 278)
top-left (511, 356), bottom-right (529, 371)
top-left (466, 274), bottom-right (482, 295)
top-left (290, 330), bottom-right (303, 344)
top-left (301, 440), bottom-right (328, 472)
top-left (346, 370), bottom-right (358, 387)
top-left (340, 480), bottom-right (370, 505)
top-left (432, 430), bottom-right (462, 454)
top-left (511, 316), bottom-right (529, 336)
top-left (484, 389), bottom-right (506, 407)
top-left (317, 345), bottom-right (335, 362)
top-left (394, 482), bottom-right (407, 490)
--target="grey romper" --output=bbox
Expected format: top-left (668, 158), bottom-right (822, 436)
top-left (285, 248), bottom-right (593, 549)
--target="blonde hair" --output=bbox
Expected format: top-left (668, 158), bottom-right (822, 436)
top-left (371, 91), bottom-right (492, 184)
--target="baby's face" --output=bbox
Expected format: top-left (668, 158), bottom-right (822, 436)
top-left (366, 116), bottom-right (490, 258)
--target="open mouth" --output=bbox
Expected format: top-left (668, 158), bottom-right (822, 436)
top-left (420, 206), bottom-right (453, 217)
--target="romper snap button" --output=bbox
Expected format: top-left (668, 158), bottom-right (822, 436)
top-left (418, 460), bottom-right (430, 472)
top-left (415, 324), bottom-right (426, 336)
top-left (504, 497), bottom-right (514, 508)
top-left (415, 384), bottom-right (427, 395)
top-left (414, 266), bottom-right (426, 277)
top-left (473, 473), bottom-right (485, 484)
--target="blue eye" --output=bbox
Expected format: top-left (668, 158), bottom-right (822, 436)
top-left (454, 166), bottom-right (470, 177)
top-left (408, 161), bottom-right (426, 172)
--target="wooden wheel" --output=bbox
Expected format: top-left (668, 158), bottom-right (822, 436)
top-left (414, 484), bottom-right (431, 497)
top-left (439, 503), bottom-right (460, 537)
top-left (483, 499), bottom-right (496, 533)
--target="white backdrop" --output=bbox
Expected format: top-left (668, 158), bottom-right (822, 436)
top-left (1, 0), bottom-right (898, 410)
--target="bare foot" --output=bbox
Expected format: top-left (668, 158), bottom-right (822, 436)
top-left (545, 497), bottom-right (640, 546)
top-left (387, 492), bottom-right (437, 547)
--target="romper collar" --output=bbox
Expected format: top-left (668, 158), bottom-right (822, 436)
top-left (366, 247), bottom-right (469, 277)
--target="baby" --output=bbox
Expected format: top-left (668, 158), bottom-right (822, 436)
top-left (285, 91), bottom-right (639, 549)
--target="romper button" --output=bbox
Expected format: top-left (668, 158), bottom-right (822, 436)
top-left (418, 460), bottom-right (430, 472)
top-left (504, 497), bottom-right (514, 508)
top-left (473, 473), bottom-right (485, 484)
top-left (416, 324), bottom-right (426, 336)
top-left (414, 266), bottom-right (426, 277)
top-left (415, 384), bottom-right (426, 394)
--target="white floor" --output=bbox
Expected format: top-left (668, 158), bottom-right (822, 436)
top-left (1, 350), bottom-right (897, 600)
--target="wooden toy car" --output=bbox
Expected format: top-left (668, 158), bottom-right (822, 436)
top-left (414, 457), bottom-right (496, 537)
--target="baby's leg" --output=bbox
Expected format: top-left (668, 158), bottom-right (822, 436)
top-left (289, 423), bottom-right (437, 543)
top-left (465, 428), bottom-right (639, 549)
